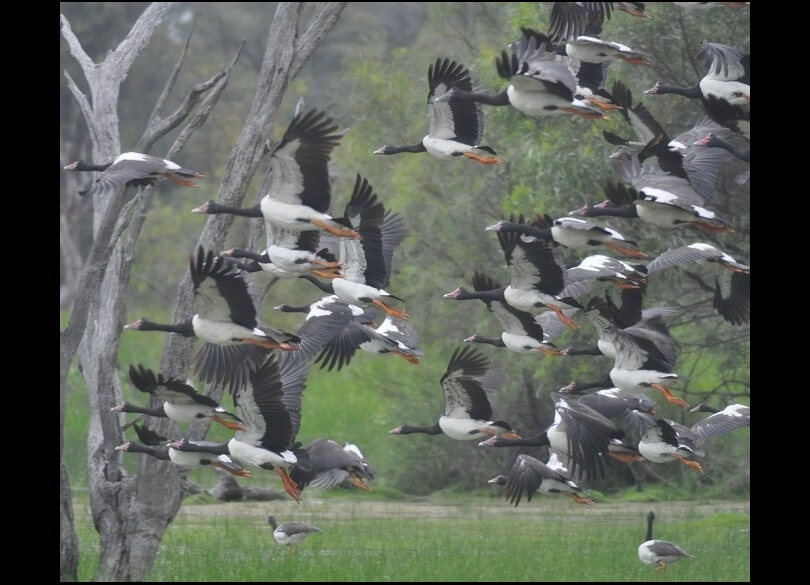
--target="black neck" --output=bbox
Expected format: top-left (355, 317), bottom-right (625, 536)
top-left (565, 379), bottom-right (613, 393)
top-left (118, 403), bottom-right (167, 418)
top-left (299, 274), bottom-right (334, 294)
top-left (397, 423), bottom-right (442, 435)
top-left (455, 288), bottom-right (506, 302)
top-left (450, 88), bottom-right (510, 107)
top-left (66, 160), bottom-right (112, 172)
top-left (467, 336), bottom-right (506, 348)
top-left (227, 248), bottom-right (270, 262)
top-left (133, 319), bottom-right (195, 337)
top-left (646, 513), bottom-right (655, 541)
top-left (657, 84), bottom-right (702, 98)
top-left (202, 202), bottom-right (262, 218)
top-left (172, 441), bottom-right (230, 455)
top-left (382, 143), bottom-right (427, 154)
top-left (582, 204), bottom-right (639, 219)
top-left (499, 222), bottom-right (552, 240)
top-left (708, 136), bottom-right (750, 161)
top-left (123, 442), bottom-right (170, 460)
top-left (275, 303), bottom-right (311, 313)
top-left (564, 346), bottom-right (602, 357)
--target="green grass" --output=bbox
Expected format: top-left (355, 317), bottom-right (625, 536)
top-left (72, 496), bottom-right (749, 582)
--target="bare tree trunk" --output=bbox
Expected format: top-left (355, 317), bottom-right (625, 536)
top-left (61, 2), bottom-right (345, 581)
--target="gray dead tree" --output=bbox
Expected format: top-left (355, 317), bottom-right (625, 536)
top-left (59, 2), bottom-right (346, 581)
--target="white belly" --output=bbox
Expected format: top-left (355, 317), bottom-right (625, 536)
top-left (700, 78), bottom-right (750, 105)
top-left (610, 368), bottom-right (678, 393)
top-left (501, 332), bottom-right (543, 353)
top-left (264, 246), bottom-right (316, 275)
top-left (163, 402), bottom-right (210, 423)
top-left (260, 197), bottom-right (330, 231)
top-left (537, 477), bottom-right (577, 496)
top-left (227, 438), bottom-right (295, 468)
top-left (168, 448), bottom-right (206, 467)
top-left (636, 202), bottom-right (695, 228)
top-left (507, 85), bottom-right (569, 117)
top-left (438, 416), bottom-right (488, 441)
top-left (422, 135), bottom-right (470, 158)
top-left (504, 286), bottom-right (554, 313)
top-left (333, 278), bottom-right (382, 304)
top-left (192, 315), bottom-right (261, 345)
top-left (597, 338), bottom-right (616, 358)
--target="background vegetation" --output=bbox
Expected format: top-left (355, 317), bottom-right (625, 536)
top-left (61, 2), bottom-right (749, 579)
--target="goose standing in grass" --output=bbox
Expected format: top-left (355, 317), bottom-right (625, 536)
top-left (454, 271), bottom-right (565, 356)
top-left (290, 439), bottom-right (374, 492)
top-left (638, 511), bottom-right (694, 572)
top-left (64, 151), bottom-right (203, 197)
top-left (111, 364), bottom-right (245, 430)
top-left (439, 28), bottom-right (606, 120)
top-left (373, 58), bottom-right (499, 164)
top-left (645, 41), bottom-right (749, 104)
top-left (115, 440), bottom-right (251, 477)
top-left (191, 108), bottom-right (359, 240)
top-left (647, 242), bottom-right (750, 325)
top-left (124, 246), bottom-right (300, 393)
top-left (389, 345), bottom-right (519, 441)
top-left (298, 175), bottom-right (409, 320)
top-left (267, 515), bottom-right (323, 546)
top-left (488, 450), bottom-right (595, 507)
top-left (228, 353), bottom-right (313, 502)
top-left (485, 214), bottom-right (647, 258)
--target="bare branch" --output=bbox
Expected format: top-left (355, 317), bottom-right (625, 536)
top-left (291, 2), bottom-right (348, 78)
top-left (144, 21), bottom-right (195, 132)
top-left (60, 14), bottom-right (96, 83)
top-left (107, 3), bottom-right (175, 80)
top-left (63, 71), bottom-right (100, 148)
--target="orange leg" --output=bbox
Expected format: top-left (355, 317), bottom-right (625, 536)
top-left (274, 467), bottom-right (302, 503)
top-left (567, 493), bottom-right (596, 505)
top-left (656, 561), bottom-right (668, 572)
top-left (350, 474), bottom-right (371, 491)
top-left (163, 173), bottom-right (200, 187)
top-left (371, 298), bottom-right (409, 320)
top-left (479, 428), bottom-right (521, 440)
top-left (393, 350), bottom-right (421, 364)
top-left (584, 97), bottom-right (623, 111)
top-left (462, 152), bottom-right (502, 165)
top-left (243, 339), bottom-right (299, 351)
top-left (601, 241), bottom-right (648, 258)
top-left (310, 219), bottom-right (361, 239)
top-left (212, 461), bottom-right (252, 478)
top-left (617, 55), bottom-right (650, 65)
top-left (309, 258), bottom-right (343, 269)
top-left (563, 107), bottom-right (609, 120)
top-left (548, 304), bottom-right (580, 330)
top-left (311, 269), bottom-right (342, 279)
top-left (673, 455), bottom-right (704, 473)
top-left (537, 346), bottom-right (563, 356)
top-left (610, 278), bottom-right (642, 289)
top-left (609, 452), bottom-right (645, 463)
top-left (211, 415), bottom-right (246, 432)
top-left (650, 383), bottom-right (689, 408)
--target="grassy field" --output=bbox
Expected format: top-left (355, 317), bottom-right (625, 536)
top-left (72, 494), bottom-right (749, 582)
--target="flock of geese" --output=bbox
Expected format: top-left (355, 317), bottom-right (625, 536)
top-left (65, 1), bottom-right (749, 571)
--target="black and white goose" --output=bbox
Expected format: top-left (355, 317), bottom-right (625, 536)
top-left (453, 271), bottom-right (564, 356)
top-left (547, 2), bottom-right (650, 44)
top-left (645, 41), bottom-right (749, 105)
top-left (64, 151), bottom-right (203, 197)
top-left (191, 108), bottom-right (359, 240)
top-left (647, 242), bottom-right (750, 325)
top-left (638, 511), bottom-right (694, 572)
top-left (480, 392), bottom-right (623, 481)
top-left (111, 364), bottom-right (244, 430)
top-left (627, 411), bottom-right (704, 472)
top-left (124, 246), bottom-right (300, 393)
top-left (290, 439), bottom-right (374, 492)
top-left (275, 295), bottom-right (422, 370)
top-left (700, 95), bottom-right (750, 140)
top-left (582, 297), bottom-right (689, 407)
top-left (388, 345), bottom-right (518, 441)
top-left (485, 214), bottom-right (647, 258)
top-left (688, 402), bottom-right (750, 444)
top-left (373, 58), bottom-right (499, 164)
top-left (228, 353), bottom-right (312, 502)
top-left (299, 175), bottom-right (409, 320)
top-left (221, 228), bottom-right (342, 280)
top-left (115, 440), bottom-right (250, 477)
top-left (267, 515), bottom-right (324, 546)
top-left (440, 28), bottom-right (605, 120)
top-left (562, 35), bottom-right (649, 66)
top-left (693, 132), bottom-right (749, 162)
top-left (489, 450), bottom-right (595, 507)
top-left (574, 152), bottom-right (732, 232)
top-left (602, 80), bottom-right (667, 150)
